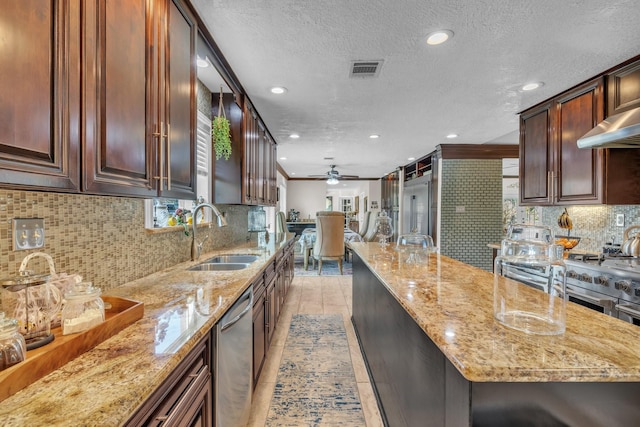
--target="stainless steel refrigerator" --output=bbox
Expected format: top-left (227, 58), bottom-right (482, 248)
top-left (402, 173), bottom-right (431, 236)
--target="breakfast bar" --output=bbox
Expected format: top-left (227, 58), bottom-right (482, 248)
top-left (350, 242), bottom-right (640, 427)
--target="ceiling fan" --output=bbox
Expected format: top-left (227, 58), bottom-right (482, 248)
top-left (310, 165), bottom-right (359, 184)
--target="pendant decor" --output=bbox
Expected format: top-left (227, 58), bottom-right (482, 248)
top-left (212, 86), bottom-right (232, 160)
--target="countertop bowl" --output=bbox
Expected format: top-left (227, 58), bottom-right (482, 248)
top-left (555, 235), bottom-right (581, 250)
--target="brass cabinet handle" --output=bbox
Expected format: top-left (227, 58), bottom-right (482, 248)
top-left (153, 122), bottom-right (165, 191)
top-left (165, 122), bottom-right (171, 191)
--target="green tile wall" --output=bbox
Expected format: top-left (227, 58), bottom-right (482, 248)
top-left (440, 159), bottom-right (503, 271)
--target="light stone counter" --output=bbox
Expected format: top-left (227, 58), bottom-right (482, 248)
top-left (0, 233), bottom-right (295, 426)
top-left (349, 242), bottom-right (640, 383)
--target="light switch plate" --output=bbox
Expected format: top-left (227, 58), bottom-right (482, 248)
top-left (616, 214), bottom-right (625, 227)
top-left (13, 218), bottom-right (45, 251)
top-left (455, 206), bottom-right (466, 213)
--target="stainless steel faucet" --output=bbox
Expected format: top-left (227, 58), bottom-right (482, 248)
top-left (191, 203), bottom-right (228, 261)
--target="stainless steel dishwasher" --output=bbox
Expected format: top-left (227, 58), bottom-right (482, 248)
top-left (215, 287), bottom-right (253, 427)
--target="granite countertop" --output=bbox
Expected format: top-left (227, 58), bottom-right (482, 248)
top-left (349, 242), bottom-right (640, 383)
top-left (0, 233), bottom-right (295, 426)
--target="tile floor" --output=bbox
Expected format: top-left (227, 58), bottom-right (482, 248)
top-left (248, 274), bottom-right (384, 427)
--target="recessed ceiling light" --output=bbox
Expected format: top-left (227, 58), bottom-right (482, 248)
top-left (291, 172), bottom-right (296, 175)
top-left (522, 82), bottom-right (544, 91)
top-left (270, 86), bottom-right (287, 94)
top-left (446, 133), bottom-right (458, 139)
top-left (408, 157), bottom-right (416, 161)
top-left (279, 157), bottom-right (287, 160)
top-left (289, 133), bottom-right (300, 139)
top-left (426, 30), bottom-right (453, 45)
top-left (196, 56), bottom-right (209, 68)
top-left (369, 134), bottom-right (380, 139)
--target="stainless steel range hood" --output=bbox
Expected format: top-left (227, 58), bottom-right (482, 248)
top-left (577, 107), bottom-right (640, 148)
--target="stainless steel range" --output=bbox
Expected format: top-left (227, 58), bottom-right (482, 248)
top-left (564, 254), bottom-right (640, 325)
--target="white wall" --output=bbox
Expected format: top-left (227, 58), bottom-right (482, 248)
top-left (287, 179), bottom-right (381, 222)
top-left (287, 181), bottom-right (328, 220)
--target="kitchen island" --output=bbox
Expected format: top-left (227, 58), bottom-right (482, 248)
top-left (0, 233), bottom-right (295, 426)
top-left (350, 242), bottom-right (640, 427)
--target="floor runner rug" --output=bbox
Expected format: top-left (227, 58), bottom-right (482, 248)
top-left (293, 255), bottom-right (352, 276)
top-left (266, 314), bottom-right (365, 426)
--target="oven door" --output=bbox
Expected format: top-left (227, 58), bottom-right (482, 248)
top-left (565, 285), bottom-right (618, 317)
top-left (616, 301), bottom-right (640, 326)
top-left (500, 264), bottom-right (549, 293)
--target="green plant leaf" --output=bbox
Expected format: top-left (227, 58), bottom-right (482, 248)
top-left (212, 116), bottom-right (232, 160)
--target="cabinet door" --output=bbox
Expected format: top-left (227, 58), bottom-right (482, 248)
top-left (158, 0), bottom-right (197, 199)
top-left (82, 0), bottom-right (155, 197)
top-left (266, 278), bottom-right (277, 345)
top-left (252, 290), bottom-right (266, 387)
top-left (213, 93), bottom-right (243, 203)
top-left (256, 121), bottom-right (266, 204)
top-left (0, 0), bottom-right (80, 191)
top-left (554, 78), bottom-right (604, 204)
top-left (265, 134), bottom-right (277, 206)
top-left (243, 100), bottom-right (259, 204)
top-left (607, 59), bottom-right (640, 116)
top-left (519, 103), bottom-right (553, 205)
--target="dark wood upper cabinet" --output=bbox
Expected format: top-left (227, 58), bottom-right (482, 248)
top-left (520, 102), bottom-right (553, 204)
top-left (520, 76), bottom-right (640, 205)
top-left (213, 92), bottom-right (244, 204)
top-left (0, 0), bottom-right (80, 191)
top-left (218, 96), bottom-right (277, 207)
top-left (83, 0), bottom-right (197, 198)
top-left (554, 78), bottom-right (604, 204)
top-left (82, 0), bottom-right (153, 197)
top-left (607, 58), bottom-right (640, 116)
top-left (161, 0), bottom-right (197, 199)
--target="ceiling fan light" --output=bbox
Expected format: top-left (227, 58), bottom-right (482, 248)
top-left (327, 177), bottom-right (339, 185)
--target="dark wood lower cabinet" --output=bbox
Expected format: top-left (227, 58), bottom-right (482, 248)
top-left (251, 242), bottom-right (294, 387)
top-left (252, 278), bottom-right (266, 388)
top-left (352, 254), bottom-right (640, 427)
top-left (126, 334), bottom-right (212, 427)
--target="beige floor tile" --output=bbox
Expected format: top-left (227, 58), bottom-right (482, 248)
top-left (323, 304), bottom-right (351, 316)
top-left (247, 378), bottom-right (276, 427)
top-left (349, 342), bottom-right (370, 383)
top-left (357, 381), bottom-right (385, 427)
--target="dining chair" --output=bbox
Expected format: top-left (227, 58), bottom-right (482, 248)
top-left (275, 211), bottom-right (287, 234)
top-left (363, 210), bottom-right (380, 242)
top-left (358, 210), bottom-right (372, 237)
top-left (311, 211), bottom-right (345, 275)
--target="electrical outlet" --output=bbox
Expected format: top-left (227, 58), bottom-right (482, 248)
top-left (616, 214), bottom-right (625, 227)
top-left (455, 206), bottom-right (465, 213)
top-left (13, 218), bottom-right (45, 250)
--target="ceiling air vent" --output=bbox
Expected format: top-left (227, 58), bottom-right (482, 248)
top-left (349, 60), bottom-right (383, 78)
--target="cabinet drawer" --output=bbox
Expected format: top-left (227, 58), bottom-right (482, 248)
top-left (263, 261), bottom-right (276, 285)
top-left (126, 335), bottom-right (212, 426)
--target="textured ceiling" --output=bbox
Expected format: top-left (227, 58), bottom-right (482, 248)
top-left (191, 0), bottom-right (640, 180)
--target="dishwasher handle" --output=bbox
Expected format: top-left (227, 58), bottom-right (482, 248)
top-left (220, 289), bottom-right (253, 332)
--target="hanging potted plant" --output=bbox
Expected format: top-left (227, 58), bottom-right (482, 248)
top-left (212, 87), bottom-right (232, 160)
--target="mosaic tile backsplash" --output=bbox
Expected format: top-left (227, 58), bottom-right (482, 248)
top-left (0, 190), bottom-right (254, 291)
top-left (539, 205), bottom-right (640, 253)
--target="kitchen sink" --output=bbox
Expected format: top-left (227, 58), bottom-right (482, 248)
top-left (202, 254), bottom-right (260, 264)
top-left (188, 263), bottom-right (251, 271)
top-left (188, 254), bottom-right (260, 271)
